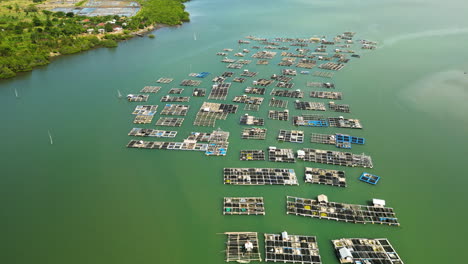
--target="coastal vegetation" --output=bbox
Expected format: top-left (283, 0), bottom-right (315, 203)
top-left (0, 0), bottom-right (190, 79)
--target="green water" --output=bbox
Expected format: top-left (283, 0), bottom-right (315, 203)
top-left (2, 0), bottom-right (468, 263)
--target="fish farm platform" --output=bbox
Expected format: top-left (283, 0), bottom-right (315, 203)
top-left (127, 94), bottom-right (149, 102)
top-left (209, 83), bottom-right (231, 100)
top-left (306, 82), bottom-right (335, 89)
top-left (156, 77), bottom-right (173, 83)
top-left (192, 88), bottom-right (206, 97)
top-left (128, 128), bottom-right (177, 138)
top-left (269, 98), bottom-right (289, 108)
top-left (294, 115), bottom-right (362, 129)
top-left (240, 114), bottom-right (265, 126)
top-left (132, 105), bottom-right (158, 115)
top-left (297, 148), bottom-right (373, 168)
top-left (127, 129), bottom-right (229, 156)
top-left (240, 150), bottom-right (266, 161)
top-left (224, 168), bottom-right (298, 185)
top-left (305, 167), bottom-right (346, 187)
top-left (329, 102), bottom-right (350, 113)
top-left (332, 238), bottom-right (404, 264)
top-left (194, 102), bottom-right (238, 127)
top-left (245, 87), bottom-right (266, 95)
top-left (160, 96), bottom-right (190, 102)
top-left (168, 88), bottom-right (184, 94)
top-left (271, 89), bottom-right (304, 98)
top-left (224, 232), bottom-right (262, 262)
top-left (241, 128), bottom-right (267, 140)
top-left (268, 147), bottom-right (296, 163)
top-left (160, 104), bottom-right (190, 116)
top-left (140, 86), bottom-right (161, 93)
top-left (268, 110), bottom-right (289, 121)
top-left (277, 130), bottom-right (304, 143)
top-left (233, 95), bottom-right (264, 105)
top-left (286, 195), bottom-right (400, 226)
top-left (264, 232), bottom-right (321, 264)
top-left (155, 117), bottom-right (184, 127)
top-left (295, 101), bottom-right (326, 111)
top-left (223, 197), bottom-right (265, 215)
top-left (310, 91), bottom-right (342, 100)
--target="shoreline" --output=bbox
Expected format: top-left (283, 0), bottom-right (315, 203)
top-left (1, 22), bottom-right (185, 81)
top-left (0, 0), bottom-right (190, 80)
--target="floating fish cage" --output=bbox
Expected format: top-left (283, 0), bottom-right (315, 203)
top-left (223, 197), bottom-right (265, 215)
top-left (359, 172), bottom-right (381, 185)
top-left (331, 238), bottom-right (404, 264)
top-left (287, 195), bottom-right (399, 226)
top-left (224, 168), bottom-right (298, 185)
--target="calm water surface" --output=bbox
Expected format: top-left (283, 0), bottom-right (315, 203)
top-left (1, 0), bottom-right (468, 263)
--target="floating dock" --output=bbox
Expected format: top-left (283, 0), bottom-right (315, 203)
top-left (305, 167), bottom-right (346, 187)
top-left (268, 110), bottom-right (289, 121)
top-left (286, 195), bottom-right (400, 226)
top-left (264, 232), bottom-right (321, 264)
top-left (268, 147), bottom-right (296, 163)
top-left (223, 197), bottom-right (265, 215)
top-left (128, 128), bottom-right (177, 138)
top-left (224, 168), bottom-right (298, 185)
top-left (240, 150), bottom-right (266, 161)
top-left (297, 148), bottom-right (373, 168)
top-left (224, 232), bottom-right (262, 262)
top-left (241, 127), bottom-right (267, 140)
top-left (332, 238), bottom-right (404, 264)
top-left (277, 130), bottom-right (304, 143)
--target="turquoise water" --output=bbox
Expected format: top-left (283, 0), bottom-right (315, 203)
top-left (1, 0), bottom-right (468, 263)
